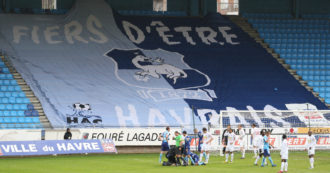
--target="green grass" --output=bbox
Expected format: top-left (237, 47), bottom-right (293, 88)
top-left (1, 151), bottom-right (330, 173)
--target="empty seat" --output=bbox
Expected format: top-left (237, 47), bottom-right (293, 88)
top-left (32, 117), bottom-right (40, 123)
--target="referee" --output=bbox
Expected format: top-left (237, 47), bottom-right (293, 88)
top-left (173, 131), bottom-right (185, 166)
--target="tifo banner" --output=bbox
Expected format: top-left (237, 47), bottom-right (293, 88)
top-left (0, 139), bottom-right (117, 156)
top-left (0, 0), bottom-right (328, 129)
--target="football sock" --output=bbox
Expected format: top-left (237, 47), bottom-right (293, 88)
top-left (242, 149), bottom-right (245, 158)
top-left (190, 157), bottom-right (195, 164)
top-left (254, 155), bottom-right (260, 164)
top-left (206, 154), bottom-right (210, 161)
top-left (281, 162), bottom-right (284, 171)
top-left (203, 152), bottom-right (207, 161)
top-left (199, 153), bottom-right (203, 161)
top-left (310, 158), bottom-right (314, 168)
top-left (159, 153), bottom-right (162, 162)
top-left (225, 153), bottom-right (229, 162)
top-left (268, 157), bottom-right (274, 165)
top-left (261, 157), bottom-right (266, 166)
top-left (285, 162), bottom-right (288, 171)
top-left (176, 158), bottom-right (181, 165)
top-left (254, 149), bottom-right (257, 157)
top-left (231, 153), bottom-right (234, 162)
top-left (184, 156), bottom-right (188, 163)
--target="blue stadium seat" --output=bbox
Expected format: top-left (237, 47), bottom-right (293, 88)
top-left (18, 117), bottom-right (25, 123)
top-left (18, 111), bottom-right (24, 116)
top-left (248, 16), bottom-right (330, 102)
top-left (25, 117), bottom-right (33, 123)
top-left (7, 124), bottom-right (15, 129)
top-left (15, 124), bottom-right (22, 129)
top-left (32, 117), bottom-right (40, 123)
top-left (4, 117), bottom-right (11, 123)
top-left (0, 123), bottom-right (7, 129)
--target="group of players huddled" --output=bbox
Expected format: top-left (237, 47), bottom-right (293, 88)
top-left (159, 127), bottom-right (213, 166)
top-left (159, 124), bottom-right (317, 172)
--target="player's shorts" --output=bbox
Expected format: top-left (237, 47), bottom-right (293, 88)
top-left (175, 146), bottom-right (183, 155)
top-left (239, 139), bottom-right (246, 148)
top-left (161, 141), bottom-right (169, 151)
top-left (308, 147), bottom-right (315, 155)
top-left (263, 148), bottom-right (270, 157)
top-left (183, 147), bottom-right (190, 155)
top-left (201, 143), bottom-right (210, 151)
top-left (226, 145), bottom-right (234, 152)
top-left (281, 152), bottom-right (288, 160)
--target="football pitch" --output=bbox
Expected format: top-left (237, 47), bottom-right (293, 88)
top-left (1, 151), bottom-right (330, 173)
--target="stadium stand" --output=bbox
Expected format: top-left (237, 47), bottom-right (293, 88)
top-left (244, 13), bottom-right (330, 105)
top-left (0, 55), bottom-right (42, 129)
top-left (0, 0), bottom-right (328, 129)
top-left (118, 10), bottom-right (187, 16)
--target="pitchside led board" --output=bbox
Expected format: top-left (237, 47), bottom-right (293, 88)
top-left (0, 140), bottom-right (117, 156)
top-left (0, 0), bottom-right (328, 129)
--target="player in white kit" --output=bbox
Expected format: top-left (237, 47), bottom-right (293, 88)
top-left (238, 124), bottom-right (246, 159)
top-left (225, 128), bottom-right (236, 163)
top-left (279, 134), bottom-right (288, 173)
top-left (254, 131), bottom-right (266, 166)
top-left (306, 131), bottom-right (316, 169)
top-left (251, 124), bottom-right (260, 158)
top-left (200, 127), bottom-right (213, 164)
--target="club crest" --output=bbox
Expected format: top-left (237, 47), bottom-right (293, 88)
top-left (105, 48), bottom-right (211, 90)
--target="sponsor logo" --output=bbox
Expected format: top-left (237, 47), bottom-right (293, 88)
top-left (66, 103), bottom-right (102, 127)
top-left (317, 136), bottom-right (330, 145)
top-left (298, 128), bottom-right (330, 134)
top-left (189, 138), bottom-right (200, 147)
top-left (269, 137), bottom-right (276, 146)
top-left (287, 136), bottom-right (307, 145)
top-left (101, 140), bottom-right (117, 153)
top-left (82, 133), bottom-right (90, 139)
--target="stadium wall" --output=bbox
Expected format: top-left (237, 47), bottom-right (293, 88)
top-left (3, 0), bottom-right (75, 12)
top-left (4, 0), bottom-right (42, 9)
top-left (106, 0), bottom-right (153, 11)
top-left (57, 0), bottom-right (75, 10)
top-left (239, 0), bottom-right (330, 15)
top-left (299, 0), bottom-right (330, 14)
top-left (2, 0), bottom-right (216, 17)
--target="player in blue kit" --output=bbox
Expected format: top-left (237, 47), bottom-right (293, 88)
top-left (182, 131), bottom-right (192, 164)
top-left (159, 126), bottom-right (170, 163)
top-left (188, 152), bottom-right (206, 166)
top-left (261, 131), bottom-right (276, 167)
top-left (194, 128), bottom-right (203, 152)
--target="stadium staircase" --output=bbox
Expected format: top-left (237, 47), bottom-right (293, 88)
top-left (0, 52), bottom-right (51, 129)
top-left (228, 14), bottom-right (330, 108)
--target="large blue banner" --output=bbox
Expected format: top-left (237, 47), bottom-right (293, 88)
top-left (0, 0), bottom-right (327, 129)
top-left (0, 139), bottom-right (117, 156)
